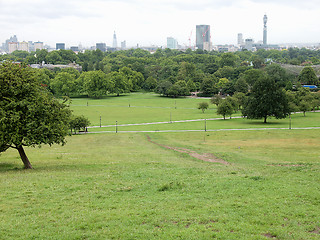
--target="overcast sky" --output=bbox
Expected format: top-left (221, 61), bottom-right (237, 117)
top-left (1, 0), bottom-right (320, 48)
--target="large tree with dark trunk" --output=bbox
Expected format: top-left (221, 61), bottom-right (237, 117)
top-left (0, 62), bottom-right (72, 169)
top-left (242, 75), bottom-right (290, 123)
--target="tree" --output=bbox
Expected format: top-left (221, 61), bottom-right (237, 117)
top-left (119, 67), bottom-right (144, 91)
top-left (217, 100), bottom-right (234, 120)
top-left (50, 72), bottom-right (76, 96)
top-left (219, 52), bottom-right (239, 67)
top-left (240, 69), bottom-right (265, 88)
top-left (45, 51), bottom-right (63, 64)
top-left (167, 80), bottom-right (189, 98)
top-left (299, 100), bottom-right (311, 117)
top-left (70, 115), bottom-right (90, 134)
top-left (0, 62), bottom-right (72, 169)
top-left (233, 92), bottom-right (247, 110)
top-left (265, 64), bottom-right (290, 88)
top-left (198, 102), bottom-right (209, 113)
top-left (108, 71), bottom-right (132, 96)
top-left (200, 76), bottom-right (218, 96)
top-left (156, 80), bottom-right (172, 96)
top-left (234, 77), bottom-right (249, 93)
top-left (298, 66), bottom-right (319, 85)
top-left (210, 94), bottom-right (222, 107)
top-left (242, 76), bottom-right (290, 123)
top-left (144, 76), bottom-right (157, 91)
top-left (83, 70), bottom-right (113, 98)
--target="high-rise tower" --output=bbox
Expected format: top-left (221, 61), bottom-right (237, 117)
top-left (263, 14), bottom-right (268, 46)
top-left (113, 31), bottom-right (117, 48)
top-left (196, 25), bottom-right (211, 51)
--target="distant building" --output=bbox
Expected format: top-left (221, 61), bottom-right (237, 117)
top-left (244, 39), bottom-right (254, 51)
top-left (18, 41), bottom-right (29, 52)
top-left (113, 31), bottom-right (117, 48)
top-left (2, 35), bottom-right (18, 52)
top-left (70, 46), bottom-right (79, 52)
top-left (30, 62), bottom-right (82, 72)
top-left (167, 37), bottom-right (178, 49)
top-left (56, 43), bottom-right (65, 50)
top-left (263, 14), bottom-right (268, 46)
top-left (34, 42), bottom-right (44, 51)
top-left (8, 42), bottom-right (18, 53)
top-left (196, 25), bottom-right (211, 51)
top-left (96, 43), bottom-right (106, 52)
top-left (28, 41), bottom-right (35, 52)
top-left (121, 41), bottom-right (126, 49)
top-left (237, 33), bottom-right (244, 46)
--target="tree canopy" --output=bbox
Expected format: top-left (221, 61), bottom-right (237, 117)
top-left (0, 62), bottom-right (72, 169)
top-left (242, 76), bottom-right (290, 123)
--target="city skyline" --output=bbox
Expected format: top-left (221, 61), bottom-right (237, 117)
top-left (1, 0), bottom-right (320, 48)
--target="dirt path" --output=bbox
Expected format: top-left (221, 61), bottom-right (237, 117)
top-left (146, 135), bottom-right (229, 165)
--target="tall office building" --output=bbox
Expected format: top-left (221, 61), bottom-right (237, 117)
top-left (196, 25), bottom-right (211, 51)
top-left (56, 43), bottom-right (65, 50)
top-left (113, 31), bottom-right (117, 48)
top-left (2, 35), bottom-right (18, 52)
top-left (167, 37), bottom-right (178, 49)
top-left (245, 38), bottom-right (254, 51)
top-left (237, 33), bottom-right (244, 46)
top-left (121, 41), bottom-right (126, 49)
top-left (34, 42), bottom-right (44, 50)
top-left (96, 43), bottom-right (106, 52)
top-left (8, 42), bottom-right (18, 53)
top-left (263, 14), bottom-right (268, 45)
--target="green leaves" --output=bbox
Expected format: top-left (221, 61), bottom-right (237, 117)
top-left (0, 62), bottom-right (72, 166)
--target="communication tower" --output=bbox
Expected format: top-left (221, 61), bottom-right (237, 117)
top-left (263, 14), bottom-right (268, 45)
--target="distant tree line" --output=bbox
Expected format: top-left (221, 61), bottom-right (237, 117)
top-left (3, 48), bottom-right (319, 99)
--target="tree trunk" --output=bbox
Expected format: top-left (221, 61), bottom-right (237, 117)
top-left (264, 116), bottom-right (267, 123)
top-left (17, 145), bottom-right (32, 169)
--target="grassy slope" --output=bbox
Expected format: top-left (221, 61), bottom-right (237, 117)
top-left (1, 130), bottom-right (319, 239)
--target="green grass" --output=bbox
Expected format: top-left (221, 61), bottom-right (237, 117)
top-left (1, 93), bottom-right (320, 239)
top-left (70, 93), bottom-right (223, 126)
top-left (87, 112), bottom-right (320, 132)
top-left (69, 93), bottom-right (320, 133)
top-left (1, 130), bottom-right (320, 239)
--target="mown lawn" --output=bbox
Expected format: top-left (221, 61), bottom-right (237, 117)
top-left (1, 129), bottom-right (319, 239)
top-left (70, 93), bottom-right (221, 126)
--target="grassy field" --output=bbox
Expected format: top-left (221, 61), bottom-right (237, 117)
top-left (70, 93), bottom-right (320, 132)
top-left (1, 93), bottom-right (320, 239)
top-left (70, 93), bottom-right (223, 126)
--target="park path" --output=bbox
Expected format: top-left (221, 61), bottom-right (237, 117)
top-left (87, 116), bottom-right (243, 128)
top-left (87, 110), bottom-right (320, 129)
top-left (145, 135), bottom-right (229, 165)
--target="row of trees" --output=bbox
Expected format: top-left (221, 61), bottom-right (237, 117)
top-left (199, 80), bottom-right (320, 122)
top-left (3, 47), bottom-right (320, 67)
top-left (33, 61), bottom-right (319, 99)
top-left (1, 47), bottom-right (320, 100)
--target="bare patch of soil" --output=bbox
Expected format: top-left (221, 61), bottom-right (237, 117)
top-left (262, 233), bottom-right (277, 238)
top-left (146, 135), bottom-right (229, 165)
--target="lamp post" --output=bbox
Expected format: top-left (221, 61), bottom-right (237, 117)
top-left (204, 119), bottom-right (207, 132)
top-left (116, 121), bottom-right (118, 133)
top-left (289, 114), bottom-right (291, 130)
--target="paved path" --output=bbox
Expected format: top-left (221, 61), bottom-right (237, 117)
top-left (87, 116), bottom-right (243, 128)
top-left (84, 111), bottom-right (320, 133)
top-left (83, 127), bottom-right (320, 134)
